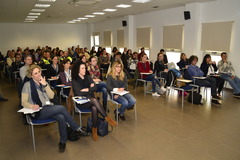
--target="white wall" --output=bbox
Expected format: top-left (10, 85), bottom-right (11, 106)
top-left (0, 23), bottom-right (88, 55)
top-left (91, 0), bottom-right (240, 72)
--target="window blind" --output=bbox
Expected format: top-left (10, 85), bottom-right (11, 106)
top-left (136, 27), bottom-right (151, 48)
top-left (201, 21), bottom-right (233, 51)
top-left (163, 25), bottom-right (183, 50)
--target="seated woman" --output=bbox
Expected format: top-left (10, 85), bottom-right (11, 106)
top-left (177, 53), bottom-right (189, 70)
top-left (21, 64), bottom-right (88, 152)
top-left (45, 56), bottom-right (60, 88)
top-left (187, 55), bottom-right (221, 104)
top-left (59, 59), bottom-right (72, 96)
top-left (154, 52), bottom-right (168, 78)
top-left (138, 54), bottom-right (166, 97)
top-left (107, 61), bottom-right (136, 121)
top-left (71, 61), bottom-right (117, 141)
top-left (200, 54), bottom-right (224, 96)
top-left (88, 56), bottom-right (108, 110)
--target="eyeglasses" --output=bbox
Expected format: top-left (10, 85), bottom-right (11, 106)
top-left (115, 65), bottom-right (122, 68)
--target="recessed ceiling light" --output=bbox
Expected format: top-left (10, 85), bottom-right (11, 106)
top-left (93, 12), bottom-right (105, 15)
top-left (25, 18), bottom-right (35, 21)
top-left (103, 8), bottom-right (117, 12)
top-left (24, 21), bottom-right (33, 23)
top-left (38, 0), bottom-right (56, 2)
top-left (35, 4), bottom-right (51, 8)
top-left (78, 17), bottom-right (88, 20)
top-left (27, 16), bottom-right (38, 18)
top-left (85, 15), bottom-right (95, 18)
top-left (29, 13), bottom-right (41, 15)
top-left (31, 9), bottom-right (46, 12)
top-left (132, 0), bottom-right (151, 3)
top-left (116, 4), bottom-right (132, 8)
top-left (73, 19), bottom-right (81, 22)
top-left (67, 21), bottom-right (75, 23)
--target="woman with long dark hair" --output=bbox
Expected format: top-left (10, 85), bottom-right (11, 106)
top-left (71, 61), bottom-right (117, 141)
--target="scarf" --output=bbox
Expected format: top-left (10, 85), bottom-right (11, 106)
top-left (30, 79), bottom-right (42, 107)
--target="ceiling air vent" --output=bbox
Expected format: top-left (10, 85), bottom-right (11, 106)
top-left (68, 0), bottom-right (101, 6)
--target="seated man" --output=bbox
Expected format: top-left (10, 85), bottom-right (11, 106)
top-left (19, 55), bottom-right (33, 81)
top-left (217, 52), bottom-right (240, 98)
top-left (187, 55), bottom-right (221, 104)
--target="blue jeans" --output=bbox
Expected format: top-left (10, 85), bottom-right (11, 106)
top-left (114, 93), bottom-right (136, 115)
top-left (96, 81), bottom-right (108, 107)
top-left (145, 74), bottom-right (162, 92)
top-left (38, 105), bottom-right (80, 143)
top-left (220, 74), bottom-right (240, 94)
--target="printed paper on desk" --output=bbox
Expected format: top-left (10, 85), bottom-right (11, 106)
top-left (111, 90), bottom-right (129, 96)
top-left (72, 96), bottom-right (90, 104)
top-left (18, 107), bottom-right (42, 114)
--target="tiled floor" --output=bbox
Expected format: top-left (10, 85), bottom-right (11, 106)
top-left (0, 78), bottom-right (240, 160)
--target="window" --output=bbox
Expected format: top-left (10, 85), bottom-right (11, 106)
top-left (138, 48), bottom-right (150, 58)
top-left (166, 51), bottom-right (181, 69)
top-left (136, 27), bottom-right (151, 57)
top-left (94, 35), bottom-right (99, 46)
top-left (119, 48), bottom-right (124, 53)
top-left (92, 32), bottom-right (100, 47)
top-left (106, 47), bottom-right (112, 54)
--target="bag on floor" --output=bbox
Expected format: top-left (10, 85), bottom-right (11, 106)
top-left (67, 125), bottom-right (80, 141)
top-left (187, 92), bottom-right (202, 105)
top-left (87, 117), bottom-right (110, 137)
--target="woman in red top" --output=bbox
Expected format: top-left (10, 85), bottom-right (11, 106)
top-left (137, 54), bottom-right (166, 96)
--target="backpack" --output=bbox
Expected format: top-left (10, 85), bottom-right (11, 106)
top-left (188, 92), bottom-right (202, 105)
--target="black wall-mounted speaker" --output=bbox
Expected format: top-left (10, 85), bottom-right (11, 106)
top-left (122, 20), bottom-right (127, 27)
top-left (184, 11), bottom-right (191, 20)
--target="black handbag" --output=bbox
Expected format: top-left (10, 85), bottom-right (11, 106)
top-left (86, 117), bottom-right (111, 137)
top-left (188, 92), bottom-right (203, 105)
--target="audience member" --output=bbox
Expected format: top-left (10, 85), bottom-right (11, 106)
top-left (72, 61), bottom-right (117, 141)
top-left (137, 54), bottom-right (166, 97)
top-left (21, 64), bottom-right (88, 152)
top-left (107, 61), bottom-right (136, 121)
top-left (217, 52), bottom-right (240, 97)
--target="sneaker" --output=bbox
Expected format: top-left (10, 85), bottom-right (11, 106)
top-left (58, 142), bottom-right (66, 152)
top-left (77, 128), bottom-right (90, 137)
top-left (160, 86), bottom-right (167, 93)
top-left (212, 95), bottom-right (221, 100)
top-left (152, 92), bottom-right (160, 97)
top-left (212, 100), bottom-right (222, 105)
top-left (233, 93), bottom-right (240, 98)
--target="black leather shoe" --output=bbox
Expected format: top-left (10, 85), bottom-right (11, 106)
top-left (58, 142), bottom-right (66, 152)
top-left (0, 98), bottom-right (8, 101)
top-left (77, 128), bottom-right (90, 137)
top-left (119, 115), bottom-right (126, 121)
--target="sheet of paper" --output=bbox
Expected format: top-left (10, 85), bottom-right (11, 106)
top-left (111, 90), bottom-right (129, 96)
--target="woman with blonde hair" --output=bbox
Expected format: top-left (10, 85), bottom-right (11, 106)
top-left (107, 61), bottom-right (136, 121)
top-left (21, 64), bottom-right (88, 152)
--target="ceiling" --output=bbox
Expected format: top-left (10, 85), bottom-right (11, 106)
top-left (0, 0), bottom-right (214, 24)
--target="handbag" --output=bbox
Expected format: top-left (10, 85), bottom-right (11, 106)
top-left (187, 92), bottom-right (203, 105)
top-left (86, 117), bottom-right (111, 137)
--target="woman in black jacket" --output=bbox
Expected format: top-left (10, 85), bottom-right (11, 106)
top-left (71, 61), bottom-right (116, 141)
top-left (177, 53), bottom-right (189, 70)
top-left (200, 54), bottom-right (224, 96)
